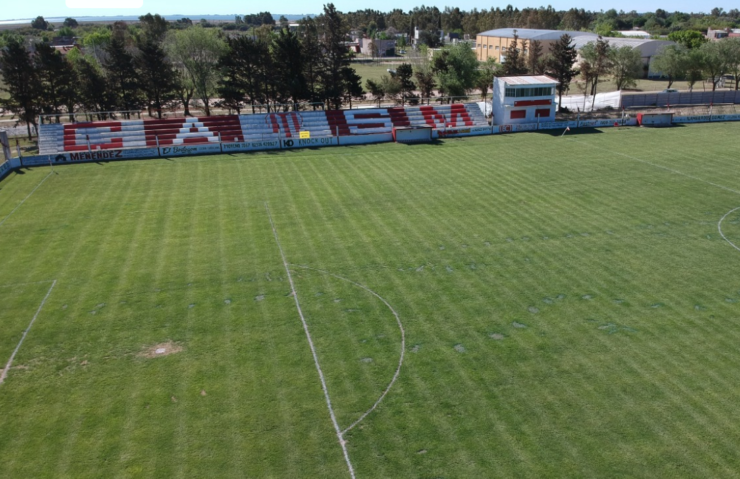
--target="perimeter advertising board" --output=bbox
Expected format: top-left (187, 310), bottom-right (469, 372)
top-left (221, 140), bottom-right (280, 153)
top-left (281, 137), bottom-right (338, 149)
top-left (159, 144), bottom-right (223, 157)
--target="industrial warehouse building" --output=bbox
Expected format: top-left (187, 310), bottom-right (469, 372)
top-left (476, 28), bottom-right (674, 77)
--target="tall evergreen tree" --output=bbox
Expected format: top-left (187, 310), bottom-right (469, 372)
top-left (502, 31), bottom-right (527, 75)
top-left (137, 39), bottom-right (178, 118)
top-left (35, 43), bottom-right (77, 122)
top-left (104, 37), bottom-right (143, 116)
top-left (546, 34), bottom-right (578, 112)
top-left (0, 38), bottom-right (42, 139)
top-left (527, 39), bottom-right (544, 74)
top-left (318, 4), bottom-right (354, 109)
top-left (341, 66), bottom-right (364, 108)
top-left (76, 57), bottom-right (117, 119)
top-left (298, 18), bottom-right (323, 106)
top-left (396, 63), bottom-right (415, 105)
top-left (271, 29), bottom-right (308, 109)
top-left (139, 13), bottom-right (168, 43)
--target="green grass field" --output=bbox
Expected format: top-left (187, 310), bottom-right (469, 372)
top-left (2, 123), bottom-right (740, 478)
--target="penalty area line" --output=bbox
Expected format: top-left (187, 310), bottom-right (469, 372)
top-left (0, 279), bottom-right (57, 385)
top-left (264, 202), bottom-right (356, 479)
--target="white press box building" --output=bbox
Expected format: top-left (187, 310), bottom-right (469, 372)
top-left (491, 75), bottom-right (559, 125)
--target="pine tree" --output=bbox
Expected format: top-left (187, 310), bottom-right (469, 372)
top-left (272, 29), bottom-right (308, 110)
top-left (0, 38), bottom-right (42, 139)
top-left (136, 39), bottom-right (178, 118)
top-left (104, 37), bottom-right (143, 116)
top-left (502, 31), bottom-right (527, 75)
top-left (396, 63), bottom-right (415, 105)
top-left (298, 18), bottom-right (323, 107)
top-left (528, 39), bottom-right (544, 74)
top-left (35, 43), bottom-right (77, 122)
top-left (546, 34), bottom-right (578, 112)
top-left (318, 4), bottom-right (354, 109)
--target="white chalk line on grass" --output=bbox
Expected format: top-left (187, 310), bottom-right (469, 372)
top-left (0, 279), bottom-right (57, 384)
top-left (573, 137), bottom-right (740, 255)
top-left (571, 137), bottom-right (740, 196)
top-left (718, 206), bottom-right (740, 253)
top-left (0, 170), bottom-right (54, 228)
top-left (264, 203), bottom-right (356, 479)
top-left (291, 265), bottom-right (405, 436)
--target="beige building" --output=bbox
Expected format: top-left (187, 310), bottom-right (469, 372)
top-left (476, 28), bottom-right (595, 63)
top-left (476, 28), bottom-right (675, 78)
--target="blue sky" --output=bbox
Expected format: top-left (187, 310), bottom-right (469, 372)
top-left (1, 0), bottom-right (736, 21)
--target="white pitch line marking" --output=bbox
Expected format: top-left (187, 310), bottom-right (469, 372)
top-left (264, 203), bottom-right (356, 479)
top-left (292, 265), bottom-right (405, 436)
top-left (573, 138), bottom-right (740, 196)
top-left (0, 170), bottom-right (54, 228)
top-left (574, 137), bottom-right (740, 254)
top-left (718, 206), bottom-right (740, 253)
top-left (0, 279), bottom-right (57, 384)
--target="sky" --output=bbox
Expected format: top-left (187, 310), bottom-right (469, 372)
top-left (1, 0), bottom-right (736, 21)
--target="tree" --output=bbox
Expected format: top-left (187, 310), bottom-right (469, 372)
top-left (137, 39), bottom-right (178, 118)
top-left (417, 29), bottom-right (442, 48)
top-left (434, 42), bottom-right (479, 99)
top-left (700, 41), bottom-right (727, 91)
top-left (365, 78), bottom-right (385, 101)
top-left (218, 35), bottom-right (270, 113)
top-left (396, 63), bottom-right (415, 104)
top-left (668, 30), bottom-right (707, 49)
top-left (271, 29), bottom-right (308, 109)
top-left (652, 44), bottom-right (688, 88)
top-left (75, 57), bottom-right (117, 119)
top-left (139, 13), bottom-right (168, 43)
top-left (380, 74), bottom-right (402, 103)
top-left (528, 39), bottom-right (545, 74)
top-left (166, 26), bottom-right (226, 116)
top-left (719, 38), bottom-right (740, 91)
top-left (31, 16), bottom-right (49, 30)
top-left (174, 70), bottom-right (195, 116)
top-left (317, 4), bottom-right (354, 109)
top-left (104, 37), bottom-right (143, 115)
top-left (610, 46), bottom-right (642, 90)
top-left (476, 57), bottom-right (500, 100)
top-left (580, 36), bottom-right (611, 108)
top-left (502, 30), bottom-right (527, 75)
top-left (341, 66), bottom-right (364, 108)
top-left (0, 38), bottom-right (42, 139)
top-left (63, 18), bottom-right (79, 28)
top-left (35, 43), bottom-right (77, 122)
top-left (684, 48), bottom-right (706, 91)
top-left (298, 17), bottom-right (323, 105)
top-left (546, 34), bottom-right (578, 111)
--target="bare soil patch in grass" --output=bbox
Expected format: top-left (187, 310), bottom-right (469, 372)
top-left (139, 341), bottom-right (183, 359)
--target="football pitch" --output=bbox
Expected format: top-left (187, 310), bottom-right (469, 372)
top-left (2, 123), bottom-right (740, 478)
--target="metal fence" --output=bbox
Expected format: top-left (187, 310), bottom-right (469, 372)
top-left (621, 90), bottom-right (740, 109)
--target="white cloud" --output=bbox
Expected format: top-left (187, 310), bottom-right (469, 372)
top-left (66, 0), bottom-right (143, 7)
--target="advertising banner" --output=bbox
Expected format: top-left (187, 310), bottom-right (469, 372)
top-left (281, 137), bottom-right (338, 149)
top-left (159, 144), bottom-right (223, 157)
top-left (441, 126), bottom-right (491, 138)
top-left (672, 115), bottom-right (710, 123)
top-left (221, 140), bottom-right (281, 153)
